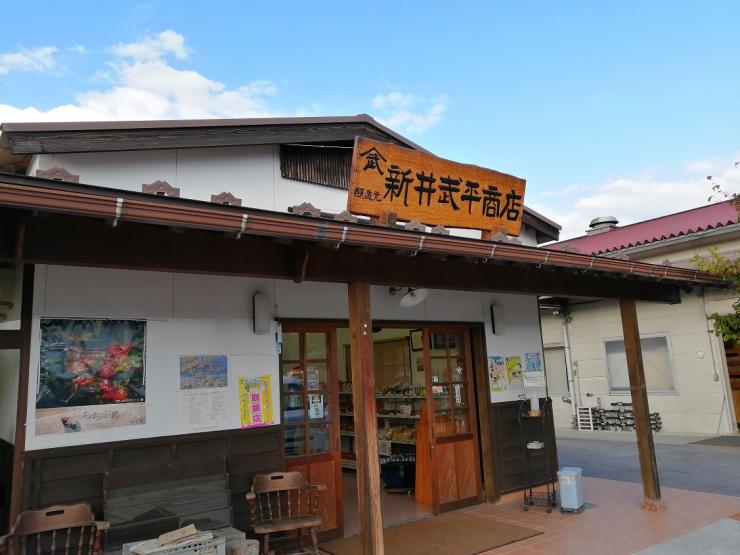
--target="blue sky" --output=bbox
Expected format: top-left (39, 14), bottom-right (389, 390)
top-left (1, 1), bottom-right (738, 238)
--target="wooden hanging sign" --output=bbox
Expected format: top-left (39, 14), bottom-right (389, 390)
top-left (348, 137), bottom-right (526, 235)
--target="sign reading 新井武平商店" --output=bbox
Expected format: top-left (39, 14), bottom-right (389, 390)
top-left (348, 137), bottom-right (526, 235)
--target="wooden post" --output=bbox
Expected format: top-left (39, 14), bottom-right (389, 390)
top-left (618, 299), bottom-right (667, 511)
top-left (347, 283), bottom-right (384, 554)
top-left (471, 327), bottom-right (497, 502)
top-left (10, 264), bottom-right (35, 526)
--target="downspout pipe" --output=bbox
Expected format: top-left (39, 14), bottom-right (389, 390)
top-left (561, 307), bottom-right (578, 420)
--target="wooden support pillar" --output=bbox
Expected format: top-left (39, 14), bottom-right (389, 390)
top-left (347, 283), bottom-right (384, 554)
top-left (9, 264), bottom-right (35, 526)
top-left (618, 299), bottom-right (667, 512)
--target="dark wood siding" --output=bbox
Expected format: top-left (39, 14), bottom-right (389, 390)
top-left (280, 144), bottom-right (352, 190)
top-left (21, 426), bottom-right (283, 533)
top-left (0, 440), bottom-right (13, 534)
top-left (488, 399), bottom-right (558, 494)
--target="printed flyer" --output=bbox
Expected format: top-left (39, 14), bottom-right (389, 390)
top-left (524, 352), bottom-right (546, 386)
top-left (238, 375), bottom-right (274, 428)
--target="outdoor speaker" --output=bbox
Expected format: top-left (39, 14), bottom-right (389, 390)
top-left (253, 293), bottom-right (271, 335)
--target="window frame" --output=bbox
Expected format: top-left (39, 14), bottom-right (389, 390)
top-left (602, 332), bottom-right (678, 395)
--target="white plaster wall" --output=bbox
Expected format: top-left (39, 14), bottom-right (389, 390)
top-left (0, 267), bottom-right (23, 444)
top-left (539, 311), bottom-right (574, 426)
top-left (540, 295), bottom-right (734, 434)
top-left (32, 149), bottom-right (541, 246)
top-left (25, 264), bottom-right (545, 450)
top-left (0, 349), bottom-right (19, 443)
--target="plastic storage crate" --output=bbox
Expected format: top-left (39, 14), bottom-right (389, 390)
top-left (122, 534), bottom-right (225, 555)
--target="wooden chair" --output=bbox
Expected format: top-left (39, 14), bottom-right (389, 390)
top-left (245, 471), bottom-right (326, 555)
top-left (0, 503), bottom-right (109, 555)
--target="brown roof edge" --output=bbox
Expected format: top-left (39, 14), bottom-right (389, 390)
top-left (0, 172), bottom-right (725, 290)
top-left (0, 113), bottom-right (428, 150)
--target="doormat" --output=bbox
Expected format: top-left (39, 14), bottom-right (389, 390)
top-left (691, 435), bottom-right (740, 448)
top-left (320, 512), bottom-right (541, 555)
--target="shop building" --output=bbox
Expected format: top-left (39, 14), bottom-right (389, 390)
top-left (541, 203), bottom-right (739, 435)
top-left (0, 116), bottom-right (725, 552)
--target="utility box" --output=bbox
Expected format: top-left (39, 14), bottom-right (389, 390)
top-left (557, 466), bottom-right (584, 513)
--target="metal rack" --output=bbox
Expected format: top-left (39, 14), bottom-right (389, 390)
top-left (518, 399), bottom-right (557, 512)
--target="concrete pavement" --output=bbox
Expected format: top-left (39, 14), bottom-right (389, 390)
top-left (555, 428), bottom-right (740, 497)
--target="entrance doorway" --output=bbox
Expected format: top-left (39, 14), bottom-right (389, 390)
top-left (279, 323), bottom-right (483, 540)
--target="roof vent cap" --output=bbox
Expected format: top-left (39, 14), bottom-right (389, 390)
top-left (586, 216), bottom-right (619, 235)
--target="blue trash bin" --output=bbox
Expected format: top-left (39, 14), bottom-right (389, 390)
top-left (557, 466), bottom-right (584, 513)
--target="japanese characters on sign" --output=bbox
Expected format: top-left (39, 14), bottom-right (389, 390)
top-left (348, 137), bottom-right (527, 235)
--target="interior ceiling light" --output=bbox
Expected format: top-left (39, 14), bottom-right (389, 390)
top-left (389, 286), bottom-right (429, 308)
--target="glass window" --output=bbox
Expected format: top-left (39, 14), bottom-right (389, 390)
top-left (306, 332), bottom-right (327, 360)
top-left (308, 425), bottom-right (331, 454)
top-left (282, 332), bottom-right (300, 361)
top-left (605, 335), bottom-right (675, 393)
top-left (281, 330), bottom-right (332, 458)
top-left (544, 346), bottom-right (569, 394)
top-left (430, 330), bottom-right (471, 437)
top-left (284, 427), bottom-right (305, 457)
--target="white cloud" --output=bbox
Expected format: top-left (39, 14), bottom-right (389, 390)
top-left (531, 159), bottom-right (740, 241)
top-left (0, 30), bottom-right (278, 123)
top-left (0, 46), bottom-right (57, 75)
top-left (110, 29), bottom-right (188, 62)
top-left (0, 30), bottom-right (445, 138)
top-left (371, 91), bottom-right (446, 134)
top-left (372, 92), bottom-right (418, 110)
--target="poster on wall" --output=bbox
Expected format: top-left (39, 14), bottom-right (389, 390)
top-left (505, 356), bottom-right (524, 387)
top-left (179, 355), bottom-right (228, 389)
top-left (523, 352), bottom-right (545, 386)
top-left (179, 355), bottom-right (228, 430)
top-left (488, 356), bottom-right (508, 394)
top-left (238, 375), bottom-right (274, 428)
top-left (35, 319), bottom-right (146, 435)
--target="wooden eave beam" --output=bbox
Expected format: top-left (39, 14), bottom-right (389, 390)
top-left (4, 213), bottom-right (685, 303)
top-left (0, 181), bottom-right (725, 290)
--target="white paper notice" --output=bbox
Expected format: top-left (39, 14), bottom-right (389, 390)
top-left (181, 389), bottom-right (228, 430)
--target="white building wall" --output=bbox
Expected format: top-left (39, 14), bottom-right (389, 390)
top-left (30, 149), bottom-right (541, 246)
top-left (0, 267), bottom-right (23, 444)
top-left (541, 294), bottom-right (734, 435)
top-left (25, 264), bottom-right (546, 451)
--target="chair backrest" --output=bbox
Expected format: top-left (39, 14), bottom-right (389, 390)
top-left (3, 504), bottom-right (106, 555)
top-left (251, 471), bottom-right (313, 522)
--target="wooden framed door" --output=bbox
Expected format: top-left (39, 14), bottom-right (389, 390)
top-left (423, 327), bottom-right (483, 513)
top-left (280, 325), bottom-right (343, 540)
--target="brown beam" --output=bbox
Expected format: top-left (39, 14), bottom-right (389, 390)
top-left (293, 247), bottom-right (310, 283)
top-left (619, 299), bottom-right (666, 511)
top-left (13, 221), bottom-right (25, 266)
top-left (347, 283), bottom-right (384, 554)
top-left (11, 214), bottom-right (683, 303)
top-left (471, 326), bottom-right (497, 502)
top-left (10, 264), bottom-right (35, 525)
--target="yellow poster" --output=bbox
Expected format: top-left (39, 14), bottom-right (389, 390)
top-left (238, 375), bottom-right (273, 428)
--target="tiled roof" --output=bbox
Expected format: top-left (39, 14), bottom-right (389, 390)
top-left (550, 200), bottom-right (739, 255)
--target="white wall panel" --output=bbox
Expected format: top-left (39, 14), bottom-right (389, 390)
top-left (25, 265), bottom-right (545, 450)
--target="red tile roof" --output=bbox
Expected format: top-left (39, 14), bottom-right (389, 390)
top-left (550, 200), bottom-right (739, 255)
